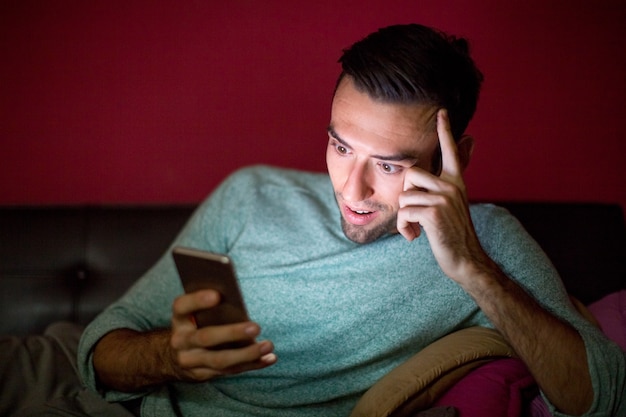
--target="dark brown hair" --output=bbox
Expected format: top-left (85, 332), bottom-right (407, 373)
top-left (337, 24), bottom-right (483, 141)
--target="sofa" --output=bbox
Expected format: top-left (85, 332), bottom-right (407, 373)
top-left (1, 202), bottom-right (624, 337)
top-left (0, 205), bottom-right (195, 336)
top-left (0, 202), bottom-right (624, 416)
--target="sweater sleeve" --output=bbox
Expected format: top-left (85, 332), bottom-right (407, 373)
top-left (76, 168), bottom-right (256, 402)
top-left (473, 204), bottom-right (626, 417)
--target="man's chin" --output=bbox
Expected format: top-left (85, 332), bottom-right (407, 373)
top-left (340, 218), bottom-right (395, 244)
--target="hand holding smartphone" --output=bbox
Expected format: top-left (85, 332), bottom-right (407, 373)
top-left (172, 246), bottom-right (252, 349)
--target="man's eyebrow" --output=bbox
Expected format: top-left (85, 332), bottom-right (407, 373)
top-left (327, 125), bottom-right (419, 164)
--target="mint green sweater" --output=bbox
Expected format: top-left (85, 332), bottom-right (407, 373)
top-left (78, 166), bottom-right (625, 417)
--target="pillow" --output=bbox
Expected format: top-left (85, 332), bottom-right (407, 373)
top-left (433, 358), bottom-right (536, 417)
top-left (350, 327), bottom-right (517, 417)
top-left (588, 290), bottom-right (626, 350)
top-left (352, 296), bottom-right (600, 417)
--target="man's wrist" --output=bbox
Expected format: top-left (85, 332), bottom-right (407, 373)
top-left (152, 328), bottom-right (184, 383)
top-left (456, 255), bottom-right (508, 299)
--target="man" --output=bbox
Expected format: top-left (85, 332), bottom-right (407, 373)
top-left (78, 24), bottom-right (625, 416)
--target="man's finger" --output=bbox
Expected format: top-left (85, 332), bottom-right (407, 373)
top-left (190, 322), bottom-right (259, 349)
top-left (437, 109), bottom-right (462, 179)
top-left (173, 290), bottom-right (220, 316)
top-left (172, 290), bottom-right (221, 330)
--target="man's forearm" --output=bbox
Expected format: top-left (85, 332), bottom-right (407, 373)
top-left (464, 262), bottom-right (593, 416)
top-left (93, 328), bottom-right (178, 392)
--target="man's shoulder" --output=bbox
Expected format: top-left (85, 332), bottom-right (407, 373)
top-left (469, 202), bottom-right (509, 217)
top-left (227, 165), bottom-right (330, 191)
top-left (469, 203), bottom-right (521, 235)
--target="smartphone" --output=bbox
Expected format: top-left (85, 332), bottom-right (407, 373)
top-left (172, 246), bottom-right (252, 348)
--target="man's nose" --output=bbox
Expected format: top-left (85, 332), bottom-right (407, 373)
top-left (342, 161), bottom-right (374, 202)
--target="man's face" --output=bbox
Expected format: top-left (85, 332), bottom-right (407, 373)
top-left (327, 76), bottom-right (439, 244)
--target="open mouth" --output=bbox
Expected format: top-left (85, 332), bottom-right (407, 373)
top-left (343, 205), bottom-right (378, 226)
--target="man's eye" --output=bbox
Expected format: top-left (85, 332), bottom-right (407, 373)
top-left (379, 162), bottom-right (400, 174)
top-left (336, 144), bottom-right (348, 155)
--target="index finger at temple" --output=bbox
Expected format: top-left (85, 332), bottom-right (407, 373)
top-left (437, 109), bottom-right (461, 178)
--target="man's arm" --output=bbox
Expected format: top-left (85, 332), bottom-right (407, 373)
top-left (463, 261), bottom-right (593, 415)
top-left (93, 289), bottom-right (277, 392)
top-left (397, 109), bottom-right (593, 415)
top-left (94, 328), bottom-right (176, 392)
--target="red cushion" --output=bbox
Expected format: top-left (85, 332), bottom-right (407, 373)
top-left (588, 290), bottom-right (626, 351)
top-left (433, 358), bottom-right (536, 417)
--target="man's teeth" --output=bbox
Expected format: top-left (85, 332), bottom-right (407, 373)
top-left (355, 210), bottom-right (371, 214)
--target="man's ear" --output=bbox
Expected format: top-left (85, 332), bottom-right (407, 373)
top-left (457, 135), bottom-right (474, 172)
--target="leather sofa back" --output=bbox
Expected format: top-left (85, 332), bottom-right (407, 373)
top-left (0, 206), bottom-right (194, 335)
top-left (1, 203), bottom-right (624, 335)
top-left (502, 202), bottom-right (625, 305)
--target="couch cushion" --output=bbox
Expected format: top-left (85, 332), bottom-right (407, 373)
top-left (499, 202), bottom-right (626, 305)
top-left (0, 206), bottom-right (195, 335)
top-left (433, 358), bottom-right (536, 417)
top-left (588, 290), bottom-right (626, 351)
top-left (350, 327), bottom-right (517, 417)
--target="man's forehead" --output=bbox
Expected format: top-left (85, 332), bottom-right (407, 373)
top-left (332, 77), bottom-right (438, 133)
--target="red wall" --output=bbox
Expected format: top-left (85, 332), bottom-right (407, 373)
top-left (1, 0), bottom-right (625, 210)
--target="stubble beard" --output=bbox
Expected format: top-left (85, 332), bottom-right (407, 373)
top-left (339, 203), bottom-right (398, 244)
top-left (340, 216), bottom-right (397, 244)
